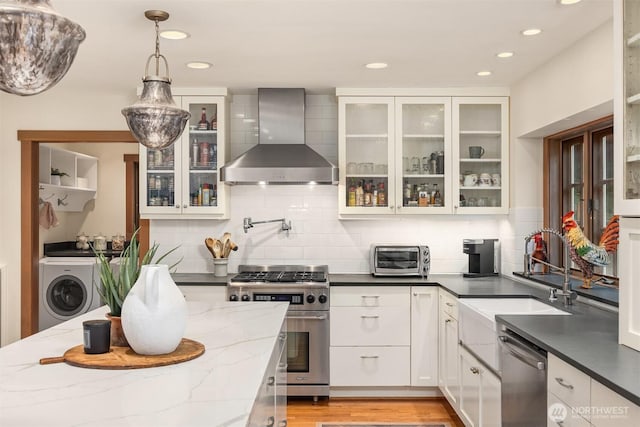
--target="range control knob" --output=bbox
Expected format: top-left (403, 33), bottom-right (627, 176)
top-left (229, 294), bottom-right (238, 302)
top-left (306, 294), bottom-right (316, 304)
top-left (318, 294), bottom-right (328, 304)
top-left (241, 294), bottom-right (250, 302)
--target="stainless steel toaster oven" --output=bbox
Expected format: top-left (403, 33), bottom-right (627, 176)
top-left (370, 244), bottom-right (430, 277)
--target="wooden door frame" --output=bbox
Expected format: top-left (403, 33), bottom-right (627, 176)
top-left (19, 130), bottom-right (145, 338)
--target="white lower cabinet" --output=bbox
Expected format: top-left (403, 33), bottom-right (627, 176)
top-left (458, 345), bottom-right (501, 427)
top-left (548, 353), bottom-right (640, 427)
top-left (248, 322), bottom-right (287, 427)
top-left (438, 289), bottom-right (460, 409)
top-left (411, 286), bottom-right (438, 386)
top-left (330, 346), bottom-right (410, 386)
top-left (330, 286), bottom-right (411, 388)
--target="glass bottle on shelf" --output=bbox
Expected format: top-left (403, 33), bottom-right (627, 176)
top-left (348, 179), bottom-right (356, 206)
top-left (356, 180), bottom-right (364, 206)
top-left (377, 182), bottom-right (386, 206)
top-left (210, 112), bottom-right (217, 130)
top-left (198, 107), bottom-right (209, 130)
top-left (434, 184), bottom-right (442, 206)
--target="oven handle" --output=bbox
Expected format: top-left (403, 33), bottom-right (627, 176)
top-left (286, 314), bottom-right (327, 321)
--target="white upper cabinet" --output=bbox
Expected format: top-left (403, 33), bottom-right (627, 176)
top-left (614, 0), bottom-right (640, 215)
top-left (139, 90), bottom-right (229, 219)
top-left (337, 91), bottom-right (509, 217)
top-left (452, 97), bottom-right (509, 214)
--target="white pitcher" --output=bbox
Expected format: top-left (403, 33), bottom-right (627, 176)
top-left (121, 264), bottom-right (187, 355)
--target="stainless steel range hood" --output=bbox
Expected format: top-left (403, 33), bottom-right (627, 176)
top-left (220, 88), bottom-right (338, 184)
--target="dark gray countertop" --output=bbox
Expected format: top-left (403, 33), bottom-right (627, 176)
top-left (172, 273), bottom-right (229, 285)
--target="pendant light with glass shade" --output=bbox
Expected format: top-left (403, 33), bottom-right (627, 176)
top-left (0, 0), bottom-right (86, 96)
top-left (122, 10), bottom-right (190, 150)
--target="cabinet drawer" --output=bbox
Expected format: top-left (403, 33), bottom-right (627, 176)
top-left (330, 306), bottom-right (410, 346)
top-left (548, 353), bottom-right (591, 414)
top-left (548, 391), bottom-right (591, 427)
top-left (331, 286), bottom-right (410, 307)
top-left (330, 346), bottom-right (410, 386)
top-left (439, 289), bottom-right (458, 319)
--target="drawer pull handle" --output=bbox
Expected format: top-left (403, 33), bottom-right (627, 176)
top-left (556, 422), bottom-right (564, 426)
top-left (360, 315), bottom-right (379, 319)
top-left (445, 319), bottom-right (452, 323)
top-left (360, 355), bottom-right (379, 359)
top-left (470, 367), bottom-right (480, 374)
top-left (555, 377), bottom-right (574, 390)
top-left (362, 295), bottom-right (380, 299)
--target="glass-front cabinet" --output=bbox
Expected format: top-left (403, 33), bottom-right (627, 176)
top-left (338, 97), bottom-right (395, 215)
top-left (615, 0), bottom-right (640, 215)
top-left (140, 92), bottom-right (229, 219)
top-left (452, 97), bottom-right (509, 214)
top-left (338, 96), bottom-right (452, 215)
top-left (395, 97), bottom-right (452, 214)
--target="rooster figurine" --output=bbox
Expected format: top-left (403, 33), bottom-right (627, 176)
top-left (561, 211), bottom-right (620, 289)
top-left (529, 233), bottom-right (549, 273)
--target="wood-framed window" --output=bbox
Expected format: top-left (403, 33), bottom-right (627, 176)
top-left (543, 115), bottom-right (617, 285)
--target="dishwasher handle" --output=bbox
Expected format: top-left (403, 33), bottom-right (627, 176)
top-left (499, 335), bottom-right (546, 371)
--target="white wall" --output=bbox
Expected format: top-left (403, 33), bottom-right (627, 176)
top-left (502, 20), bottom-right (614, 278)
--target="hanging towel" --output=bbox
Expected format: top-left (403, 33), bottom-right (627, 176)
top-left (39, 201), bottom-right (59, 229)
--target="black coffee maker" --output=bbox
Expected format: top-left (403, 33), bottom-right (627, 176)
top-left (463, 239), bottom-right (499, 277)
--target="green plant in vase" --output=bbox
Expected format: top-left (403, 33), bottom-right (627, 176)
top-left (93, 229), bottom-right (180, 346)
top-left (50, 168), bottom-right (69, 185)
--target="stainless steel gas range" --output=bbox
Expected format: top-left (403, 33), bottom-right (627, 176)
top-left (227, 265), bottom-right (329, 400)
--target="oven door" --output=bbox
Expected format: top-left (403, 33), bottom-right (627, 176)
top-left (285, 310), bottom-right (329, 387)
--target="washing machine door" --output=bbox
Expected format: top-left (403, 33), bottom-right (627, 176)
top-left (46, 275), bottom-right (89, 317)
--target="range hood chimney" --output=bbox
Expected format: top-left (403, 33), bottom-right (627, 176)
top-left (220, 88), bottom-right (338, 184)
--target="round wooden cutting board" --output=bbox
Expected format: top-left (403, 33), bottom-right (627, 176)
top-left (40, 338), bottom-right (205, 369)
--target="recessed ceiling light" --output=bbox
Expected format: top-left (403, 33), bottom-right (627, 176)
top-left (522, 28), bottom-right (542, 36)
top-left (160, 30), bottom-right (189, 40)
top-left (365, 62), bottom-right (388, 69)
top-left (477, 71), bottom-right (492, 77)
top-left (497, 51), bottom-right (514, 58)
top-left (559, 0), bottom-right (581, 5)
top-left (186, 62), bottom-right (212, 70)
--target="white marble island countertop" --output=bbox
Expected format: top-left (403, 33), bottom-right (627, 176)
top-left (0, 301), bottom-right (288, 427)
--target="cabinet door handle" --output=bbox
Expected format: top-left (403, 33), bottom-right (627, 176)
top-left (267, 376), bottom-right (275, 386)
top-left (360, 355), bottom-right (379, 359)
top-left (554, 377), bottom-right (574, 390)
top-left (445, 302), bottom-right (454, 307)
top-left (175, 204), bottom-right (180, 209)
top-left (470, 367), bottom-right (480, 374)
top-left (389, 205), bottom-right (394, 210)
top-left (360, 315), bottom-right (379, 319)
top-left (183, 204), bottom-right (188, 208)
top-left (445, 319), bottom-right (452, 323)
top-left (266, 416), bottom-right (275, 427)
top-left (278, 421), bottom-right (288, 427)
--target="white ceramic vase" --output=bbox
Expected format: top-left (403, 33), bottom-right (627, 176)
top-left (121, 264), bottom-right (187, 355)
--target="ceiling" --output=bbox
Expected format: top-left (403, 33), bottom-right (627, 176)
top-left (53, 0), bottom-right (613, 95)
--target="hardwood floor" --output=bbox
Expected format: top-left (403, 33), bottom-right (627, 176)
top-left (286, 398), bottom-right (465, 427)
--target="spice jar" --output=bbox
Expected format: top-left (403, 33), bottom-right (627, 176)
top-left (112, 234), bottom-right (125, 251)
top-left (94, 233), bottom-right (107, 252)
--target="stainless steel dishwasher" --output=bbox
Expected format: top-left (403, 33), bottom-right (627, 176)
top-left (498, 323), bottom-right (548, 427)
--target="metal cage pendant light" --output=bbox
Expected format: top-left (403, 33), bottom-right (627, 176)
top-left (122, 10), bottom-right (190, 150)
top-left (0, 0), bottom-right (86, 96)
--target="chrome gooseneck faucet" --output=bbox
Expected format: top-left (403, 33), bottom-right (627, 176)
top-left (524, 228), bottom-right (576, 306)
top-left (243, 217), bottom-right (292, 234)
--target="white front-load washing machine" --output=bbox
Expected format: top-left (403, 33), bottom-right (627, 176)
top-left (39, 257), bottom-right (102, 331)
